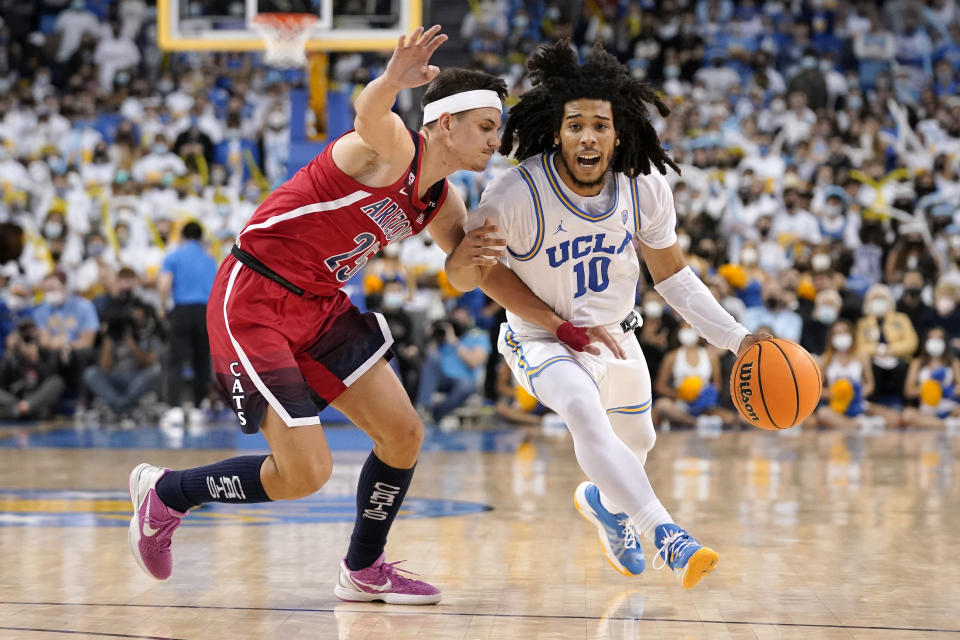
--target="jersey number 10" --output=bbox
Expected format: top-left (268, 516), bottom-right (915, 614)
top-left (573, 256), bottom-right (611, 298)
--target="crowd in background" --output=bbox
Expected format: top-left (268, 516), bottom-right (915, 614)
top-left (0, 0), bottom-right (959, 432)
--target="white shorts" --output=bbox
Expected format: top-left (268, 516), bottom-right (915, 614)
top-left (498, 321), bottom-right (653, 417)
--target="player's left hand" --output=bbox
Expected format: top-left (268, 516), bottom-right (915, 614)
top-left (557, 322), bottom-right (626, 359)
top-left (383, 25), bottom-right (448, 90)
top-left (736, 331), bottom-right (773, 358)
top-left (448, 218), bottom-right (507, 268)
top-left (584, 327), bottom-right (626, 359)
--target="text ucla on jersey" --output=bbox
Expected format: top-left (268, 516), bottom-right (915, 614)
top-left (469, 152), bottom-right (678, 338)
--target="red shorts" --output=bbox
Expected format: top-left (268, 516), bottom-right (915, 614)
top-left (207, 255), bottom-right (393, 433)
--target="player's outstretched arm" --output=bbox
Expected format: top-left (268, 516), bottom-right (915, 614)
top-left (353, 25), bottom-right (447, 163)
top-left (642, 241), bottom-right (767, 354)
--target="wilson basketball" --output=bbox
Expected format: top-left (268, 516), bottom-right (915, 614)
top-left (730, 338), bottom-right (822, 430)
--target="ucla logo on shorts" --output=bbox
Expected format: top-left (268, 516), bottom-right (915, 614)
top-left (0, 490), bottom-right (492, 527)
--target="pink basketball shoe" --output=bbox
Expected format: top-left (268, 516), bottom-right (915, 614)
top-left (334, 553), bottom-right (441, 605)
top-left (128, 463), bottom-right (186, 580)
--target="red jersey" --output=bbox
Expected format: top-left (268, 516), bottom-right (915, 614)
top-left (235, 128), bottom-right (448, 297)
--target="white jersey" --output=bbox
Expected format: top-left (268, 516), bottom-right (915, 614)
top-left (672, 347), bottom-right (713, 385)
top-left (825, 356), bottom-right (864, 386)
top-left (469, 151), bottom-right (678, 338)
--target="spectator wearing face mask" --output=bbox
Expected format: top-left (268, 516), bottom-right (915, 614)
top-left (809, 247), bottom-right (846, 294)
top-left (32, 270), bottom-right (99, 389)
top-left (81, 141), bottom-right (116, 187)
top-left (902, 327), bottom-right (960, 431)
top-left (753, 212), bottom-right (790, 273)
top-left (816, 187), bottom-right (860, 249)
top-left (802, 289), bottom-right (842, 356)
top-left (651, 324), bottom-right (733, 431)
top-left (813, 320), bottom-right (901, 431)
top-left (74, 231), bottom-right (116, 297)
top-left (83, 301), bottom-right (161, 426)
top-left (725, 242), bottom-right (765, 308)
top-left (261, 106), bottom-right (290, 188)
top-left (637, 291), bottom-right (678, 383)
top-left (416, 307), bottom-right (490, 430)
top-left (741, 279), bottom-right (803, 341)
top-left (773, 184), bottom-right (822, 247)
top-left (930, 283), bottom-right (960, 353)
top-left (885, 229), bottom-right (939, 287)
top-left (215, 113), bottom-right (259, 183)
top-left (375, 281), bottom-right (420, 401)
top-left (132, 135), bottom-right (187, 184)
top-left (856, 284), bottom-right (918, 402)
top-left (0, 319), bottom-right (66, 420)
top-left (93, 20), bottom-right (140, 93)
top-left (897, 270), bottom-right (937, 339)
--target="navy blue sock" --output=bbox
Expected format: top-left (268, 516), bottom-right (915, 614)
top-left (155, 455), bottom-right (271, 513)
top-left (345, 452), bottom-right (415, 571)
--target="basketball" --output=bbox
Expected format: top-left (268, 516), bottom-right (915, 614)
top-left (730, 338), bottom-right (822, 430)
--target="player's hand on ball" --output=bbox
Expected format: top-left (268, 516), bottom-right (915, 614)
top-left (384, 25), bottom-right (447, 89)
top-left (736, 331), bottom-right (773, 358)
top-left (450, 218), bottom-right (507, 267)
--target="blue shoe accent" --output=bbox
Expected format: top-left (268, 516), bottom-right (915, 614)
top-left (652, 524), bottom-right (719, 589)
top-left (574, 482), bottom-right (644, 575)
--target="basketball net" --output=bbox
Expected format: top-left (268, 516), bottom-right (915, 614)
top-left (251, 13), bottom-right (318, 68)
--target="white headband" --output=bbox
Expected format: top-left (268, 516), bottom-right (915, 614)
top-left (422, 89), bottom-right (502, 125)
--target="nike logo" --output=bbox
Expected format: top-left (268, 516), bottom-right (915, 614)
top-left (142, 495), bottom-right (160, 537)
top-left (352, 576), bottom-right (392, 592)
top-left (399, 187), bottom-right (408, 196)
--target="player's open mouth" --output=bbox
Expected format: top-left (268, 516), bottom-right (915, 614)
top-left (577, 154), bottom-right (600, 168)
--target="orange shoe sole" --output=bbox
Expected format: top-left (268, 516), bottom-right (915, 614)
top-left (681, 547), bottom-right (719, 589)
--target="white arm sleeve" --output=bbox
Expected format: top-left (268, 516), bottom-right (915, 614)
top-left (654, 266), bottom-right (750, 354)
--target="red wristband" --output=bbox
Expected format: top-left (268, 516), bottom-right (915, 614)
top-left (556, 321), bottom-right (589, 352)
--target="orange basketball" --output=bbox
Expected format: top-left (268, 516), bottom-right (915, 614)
top-left (730, 338), bottom-right (822, 430)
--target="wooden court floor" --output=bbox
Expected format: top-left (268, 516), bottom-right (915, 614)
top-left (0, 425), bottom-right (958, 639)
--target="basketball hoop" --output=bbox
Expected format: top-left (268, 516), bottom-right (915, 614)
top-left (251, 13), bottom-right (318, 68)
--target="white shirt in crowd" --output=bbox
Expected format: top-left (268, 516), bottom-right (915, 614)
top-left (55, 6), bottom-right (102, 62)
top-left (772, 208), bottom-right (823, 246)
top-left (93, 32), bottom-right (141, 91)
top-left (132, 150), bottom-right (187, 183)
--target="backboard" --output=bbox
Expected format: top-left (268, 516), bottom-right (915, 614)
top-left (157, 0), bottom-right (420, 52)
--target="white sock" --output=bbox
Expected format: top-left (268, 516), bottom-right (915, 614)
top-left (597, 489), bottom-right (622, 516)
top-left (631, 499), bottom-right (673, 541)
top-left (531, 361), bottom-right (666, 537)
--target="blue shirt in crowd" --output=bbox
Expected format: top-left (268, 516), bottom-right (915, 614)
top-left (439, 330), bottom-right (491, 381)
top-left (162, 240), bottom-right (218, 306)
top-left (32, 296), bottom-right (99, 343)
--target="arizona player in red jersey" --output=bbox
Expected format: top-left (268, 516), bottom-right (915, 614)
top-left (126, 25), bottom-right (622, 604)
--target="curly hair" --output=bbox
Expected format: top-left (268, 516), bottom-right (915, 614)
top-left (500, 40), bottom-right (679, 177)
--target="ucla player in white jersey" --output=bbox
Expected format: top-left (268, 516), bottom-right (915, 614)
top-left (446, 41), bottom-right (767, 589)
